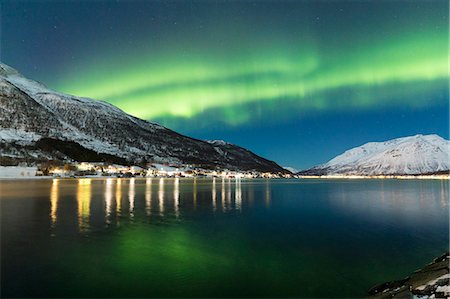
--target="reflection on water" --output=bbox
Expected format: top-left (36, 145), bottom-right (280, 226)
top-left (248, 183), bottom-right (255, 207)
top-left (1, 178), bottom-right (449, 298)
top-left (440, 180), bottom-right (448, 208)
top-left (45, 178), bottom-right (263, 229)
top-left (129, 178), bottom-right (135, 217)
top-left (193, 178), bottom-right (197, 209)
top-left (221, 178), bottom-right (226, 212)
top-left (227, 179), bottom-right (232, 210)
top-left (50, 179), bottom-right (58, 226)
top-left (105, 178), bottom-right (113, 223)
top-left (145, 178), bottom-right (152, 216)
top-left (265, 180), bottom-right (271, 207)
top-left (328, 180), bottom-right (449, 227)
top-left (235, 178), bottom-right (242, 211)
top-left (42, 178), bottom-right (449, 234)
top-left (212, 178), bottom-right (217, 211)
top-left (158, 178), bottom-right (164, 216)
top-left (116, 178), bottom-right (122, 215)
top-left (77, 178), bottom-right (91, 232)
top-left (174, 178), bottom-right (180, 218)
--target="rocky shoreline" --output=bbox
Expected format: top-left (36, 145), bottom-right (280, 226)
top-left (368, 253), bottom-right (449, 298)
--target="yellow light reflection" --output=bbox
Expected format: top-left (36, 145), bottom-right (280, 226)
top-left (77, 178), bottom-right (92, 232)
top-left (221, 178), bottom-right (226, 212)
top-left (265, 180), bottom-right (271, 207)
top-left (158, 178), bottom-right (165, 216)
top-left (174, 178), bottom-right (180, 218)
top-left (145, 178), bottom-right (152, 216)
top-left (235, 178), bottom-right (242, 211)
top-left (116, 178), bottom-right (122, 215)
top-left (212, 178), bottom-right (217, 212)
top-left (129, 178), bottom-right (135, 217)
top-left (105, 178), bottom-right (113, 223)
top-left (50, 179), bottom-right (59, 226)
top-left (227, 178), bottom-right (232, 208)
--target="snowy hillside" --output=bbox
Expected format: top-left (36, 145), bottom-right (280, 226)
top-left (0, 62), bottom-right (286, 173)
top-left (299, 134), bottom-right (450, 175)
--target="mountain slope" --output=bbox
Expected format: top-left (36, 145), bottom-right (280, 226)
top-left (0, 62), bottom-right (287, 173)
top-left (299, 134), bottom-right (450, 176)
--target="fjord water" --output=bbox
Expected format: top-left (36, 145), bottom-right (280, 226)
top-left (1, 178), bottom-right (448, 298)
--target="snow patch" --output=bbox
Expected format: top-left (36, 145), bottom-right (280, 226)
top-left (207, 140), bottom-right (230, 146)
top-left (0, 166), bottom-right (38, 178)
top-left (0, 129), bottom-right (41, 142)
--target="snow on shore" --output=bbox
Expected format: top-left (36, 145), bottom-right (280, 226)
top-left (0, 166), bottom-right (38, 179)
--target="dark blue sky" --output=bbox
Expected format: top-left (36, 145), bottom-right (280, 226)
top-left (1, 0), bottom-right (448, 169)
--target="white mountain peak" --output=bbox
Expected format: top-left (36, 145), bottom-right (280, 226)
top-left (305, 134), bottom-right (449, 175)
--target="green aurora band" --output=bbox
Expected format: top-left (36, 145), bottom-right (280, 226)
top-left (54, 9), bottom-right (448, 127)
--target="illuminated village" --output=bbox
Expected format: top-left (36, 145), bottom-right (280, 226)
top-left (33, 162), bottom-right (449, 180)
top-left (40, 162), bottom-right (294, 179)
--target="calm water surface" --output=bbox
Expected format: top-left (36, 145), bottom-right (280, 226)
top-left (1, 178), bottom-right (448, 298)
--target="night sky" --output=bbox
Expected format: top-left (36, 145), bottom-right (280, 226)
top-left (1, 0), bottom-right (448, 170)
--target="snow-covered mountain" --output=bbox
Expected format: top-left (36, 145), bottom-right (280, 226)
top-left (0, 62), bottom-right (287, 173)
top-left (299, 134), bottom-right (450, 176)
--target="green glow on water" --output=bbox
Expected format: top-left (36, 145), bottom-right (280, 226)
top-left (1, 178), bottom-right (448, 297)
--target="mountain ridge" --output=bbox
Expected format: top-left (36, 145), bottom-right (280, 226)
top-left (298, 134), bottom-right (450, 176)
top-left (0, 62), bottom-right (288, 173)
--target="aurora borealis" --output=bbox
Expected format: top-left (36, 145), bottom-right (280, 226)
top-left (2, 0), bottom-right (448, 169)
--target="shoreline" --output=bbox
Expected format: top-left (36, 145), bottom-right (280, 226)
top-left (368, 252), bottom-right (450, 298)
top-left (299, 175), bottom-right (449, 180)
top-left (0, 176), bottom-right (449, 180)
top-left (1, 166), bottom-right (448, 180)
